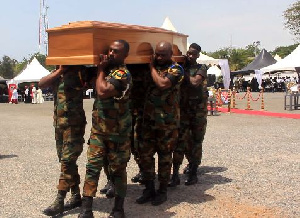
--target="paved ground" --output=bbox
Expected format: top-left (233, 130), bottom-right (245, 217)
top-left (0, 92), bottom-right (299, 218)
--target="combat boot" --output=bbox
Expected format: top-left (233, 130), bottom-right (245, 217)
top-left (108, 196), bottom-right (125, 218)
top-left (78, 196), bottom-right (94, 218)
top-left (131, 171), bottom-right (142, 183)
top-left (100, 180), bottom-right (112, 194)
top-left (151, 184), bottom-right (167, 206)
top-left (183, 164), bottom-right (190, 174)
top-left (168, 164), bottom-right (180, 187)
top-left (185, 164), bottom-right (198, 186)
top-left (106, 181), bottom-right (115, 199)
top-left (64, 186), bottom-right (82, 211)
top-left (136, 180), bottom-right (156, 204)
top-left (43, 190), bottom-right (66, 216)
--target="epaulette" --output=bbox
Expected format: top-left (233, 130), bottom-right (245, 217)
top-left (198, 64), bottom-right (208, 71)
top-left (169, 63), bottom-right (184, 75)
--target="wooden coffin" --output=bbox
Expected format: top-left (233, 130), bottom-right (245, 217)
top-left (46, 21), bottom-right (188, 65)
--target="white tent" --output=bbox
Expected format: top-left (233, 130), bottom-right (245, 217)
top-left (198, 52), bottom-right (216, 64)
top-left (262, 45), bottom-right (300, 72)
top-left (274, 54), bottom-right (282, 61)
top-left (161, 17), bottom-right (177, 32)
top-left (8, 57), bottom-right (50, 84)
top-left (197, 54), bottom-right (231, 89)
top-left (207, 65), bottom-right (222, 77)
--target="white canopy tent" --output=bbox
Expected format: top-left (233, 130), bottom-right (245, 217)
top-left (161, 17), bottom-right (177, 32)
top-left (274, 54), bottom-right (282, 61)
top-left (161, 17), bottom-right (231, 89)
top-left (197, 54), bottom-right (231, 89)
top-left (7, 57), bottom-right (50, 85)
top-left (207, 65), bottom-right (222, 77)
top-left (262, 45), bottom-right (300, 72)
top-left (197, 53), bottom-right (218, 65)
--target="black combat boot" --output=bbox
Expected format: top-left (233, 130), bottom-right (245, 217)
top-left (106, 180), bottom-right (115, 199)
top-left (100, 180), bottom-right (112, 194)
top-left (168, 164), bottom-right (180, 187)
top-left (64, 185), bottom-right (82, 211)
top-left (78, 196), bottom-right (94, 218)
top-left (151, 184), bottom-right (167, 206)
top-left (136, 180), bottom-right (156, 204)
top-left (43, 190), bottom-right (66, 216)
top-left (131, 171), bottom-right (142, 183)
top-left (183, 164), bottom-right (190, 174)
top-left (108, 196), bottom-right (125, 218)
top-left (185, 164), bottom-right (198, 186)
top-left (131, 164), bottom-right (144, 184)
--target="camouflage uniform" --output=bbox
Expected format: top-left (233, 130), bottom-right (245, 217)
top-left (128, 65), bottom-right (149, 164)
top-left (53, 67), bottom-right (88, 191)
top-left (140, 62), bottom-right (184, 186)
top-left (82, 65), bottom-right (132, 198)
top-left (173, 63), bottom-right (208, 167)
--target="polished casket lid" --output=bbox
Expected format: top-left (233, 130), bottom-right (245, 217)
top-left (46, 21), bottom-right (188, 65)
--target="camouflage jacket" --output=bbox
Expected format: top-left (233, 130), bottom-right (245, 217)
top-left (181, 63), bottom-right (208, 109)
top-left (128, 65), bottom-right (149, 116)
top-left (53, 67), bottom-right (88, 128)
top-left (143, 62), bottom-right (184, 129)
top-left (91, 65), bottom-right (132, 137)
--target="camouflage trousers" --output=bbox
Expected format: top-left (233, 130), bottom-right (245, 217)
top-left (139, 126), bottom-right (178, 185)
top-left (131, 113), bottom-right (143, 164)
top-left (173, 103), bottom-right (208, 166)
top-left (55, 125), bottom-right (85, 191)
top-left (82, 133), bottom-right (131, 198)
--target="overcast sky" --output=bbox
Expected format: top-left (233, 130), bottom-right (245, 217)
top-left (0, 0), bottom-right (296, 61)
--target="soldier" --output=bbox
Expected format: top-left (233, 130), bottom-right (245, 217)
top-left (169, 43), bottom-right (208, 187)
top-left (136, 41), bottom-right (184, 206)
top-left (39, 65), bottom-right (95, 216)
top-left (79, 40), bottom-right (132, 218)
top-left (127, 64), bottom-right (149, 184)
top-left (100, 64), bottom-right (149, 194)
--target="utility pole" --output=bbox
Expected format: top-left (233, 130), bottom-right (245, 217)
top-left (39, 0), bottom-right (49, 55)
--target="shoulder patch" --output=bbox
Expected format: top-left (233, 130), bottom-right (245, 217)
top-left (112, 70), bottom-right (127, 79)
top-left (199, 64), bottom-right (208, 71)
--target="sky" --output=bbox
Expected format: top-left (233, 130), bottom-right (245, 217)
top-left (0, 0), bottom-right (297, 61)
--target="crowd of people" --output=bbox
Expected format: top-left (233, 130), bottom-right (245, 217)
top-left (1, 85), bottom-right (45, 104)
top-left (233, 76), bottom-right (299, 92)
top-left (38, 40), bottom-right (208, 218)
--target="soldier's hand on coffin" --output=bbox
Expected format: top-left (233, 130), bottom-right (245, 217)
top-left (98, 54), bottom-right (109, 70)
top-left (149, 54), bottom-right (156, 69)
top-left (58, 65), bottom-right (68, 75)
top-left (183, 55), bottom-right (188, 65)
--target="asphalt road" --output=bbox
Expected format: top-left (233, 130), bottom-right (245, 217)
top-left (0, 92), bottom-right (299, 217)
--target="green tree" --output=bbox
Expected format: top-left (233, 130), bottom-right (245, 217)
top-left (29, 52), bottom-right (55, 71)
top-left (14, 58), bottom-right (28, 74)
top-left (271, 43), bottom-right (299, 58)
top-left (245, 43), bottom-right (261, 57)
top-left (208, 45), bottom-right (256, 71)
top-left (229, 48), bottom-right (251, 71)
top-left (14, 53), bottom-right (55, 74)
top-left (209, 47), bottom-right (231, 59)
top-left (0, 56), bottom-right (17, 79)
top-left (284, 1), bottom-right (300, 40)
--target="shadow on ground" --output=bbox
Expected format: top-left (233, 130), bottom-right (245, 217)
top-left (65, 165), bottom-right (231, 217)
top-left (0, 154), bottom-right (18, 159)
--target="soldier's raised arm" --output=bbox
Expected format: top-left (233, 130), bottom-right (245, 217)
top-left (96, 55), bottom-right (119, 99)
top-left (96, 40), bottom-right (130, 99)
top-left (39, 65), bottom-right (67, 89)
